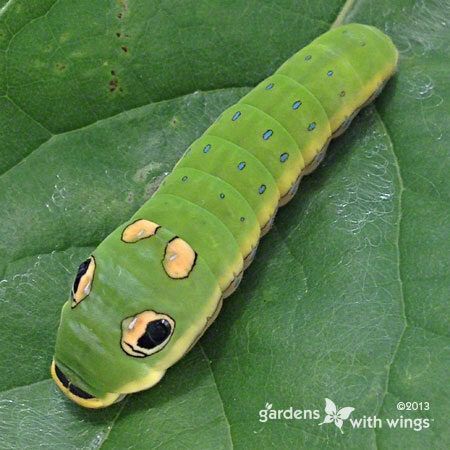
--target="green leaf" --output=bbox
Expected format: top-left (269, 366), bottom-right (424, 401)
top-left (0, 1), bottom-right (448, 449)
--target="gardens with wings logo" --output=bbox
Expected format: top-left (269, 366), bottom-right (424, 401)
top-left (258, 398), bottom-right (354, 434)
top-left (318, 398), bottom-right (355, 434)
top-left (258, 397), bottom-right (432, 433)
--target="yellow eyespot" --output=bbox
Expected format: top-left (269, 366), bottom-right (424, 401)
top-left (121, 311), bottom-right (175, 358)
top-left (162, 237), bottom-right (197, 279)
top-left (121, 219), bottom-right (160, 243)
top-left (71, 256), bottom-right (96, 308)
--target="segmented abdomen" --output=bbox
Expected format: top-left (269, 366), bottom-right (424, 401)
top-left (150, 23), bottom-right (398, 294)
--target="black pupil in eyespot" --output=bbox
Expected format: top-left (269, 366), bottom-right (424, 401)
top-left (137, 319), bottom-right (171, 349)
top-left (73, 259), bottom-right (90, 293)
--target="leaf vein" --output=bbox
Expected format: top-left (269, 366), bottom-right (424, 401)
top-left (372, 107), bottom-right (407, 450)
top-left (198, 343), bottom-right (234, 450)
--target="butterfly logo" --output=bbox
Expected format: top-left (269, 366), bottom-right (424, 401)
top-left (318, 398), bottom-right (355, 434)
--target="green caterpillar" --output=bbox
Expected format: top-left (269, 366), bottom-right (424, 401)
top-left (51, 23), bottom-right (398, 408)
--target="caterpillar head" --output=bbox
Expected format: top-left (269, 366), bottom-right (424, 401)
top-left (51, 219), bottom-right (220, 408)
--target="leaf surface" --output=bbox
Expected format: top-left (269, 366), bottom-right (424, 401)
top-left (0, 0), bottom-right (448, 449)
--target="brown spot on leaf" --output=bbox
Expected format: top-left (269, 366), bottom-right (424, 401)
top-left (121, 46), bottom-right (128, 53)
top-left (109, 79), bottom-right (119, 92)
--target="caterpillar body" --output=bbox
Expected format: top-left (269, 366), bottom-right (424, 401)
top-left (51, 23), bottom-right (398, 408)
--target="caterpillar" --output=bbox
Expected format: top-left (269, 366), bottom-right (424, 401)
top-left (51, 23), bottom-right (398, 408)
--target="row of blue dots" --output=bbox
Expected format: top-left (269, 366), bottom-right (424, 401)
top-left (231, 90), bottom-right (316, 132)
top-left (264, 79), bottom-right (343, 101)
top-left (220, 188), bottom-right (265, 197)
top-left (203, 144), bottom-right (290, 164)
top-left (180, 174), bottom-right (267, 196)
top-left (264, 84), bottom-right (304, 111)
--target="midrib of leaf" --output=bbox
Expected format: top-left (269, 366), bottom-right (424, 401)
top-left (331, 0), bottom-right (357, 28)
top-left (332, 3), bottom-right (409, 449)
top-left (198, 344), bottom-right (234, 449)
top-left (95, 398), bottom-right (129, 449)
top-left (0, 0), bottom-right (13, 17)
top-left (371, 108), bottom-right (406, 450)
top-left (333, 1), bottom-right (416, 446)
